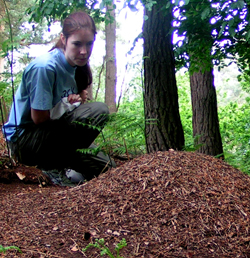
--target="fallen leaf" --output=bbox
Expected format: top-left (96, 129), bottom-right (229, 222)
top-left (71, 245), bottom-right (78, 252)
top-left (16, 172), bottom-right (26, 180)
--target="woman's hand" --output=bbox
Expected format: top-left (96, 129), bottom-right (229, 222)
top-left (79, 90), bottom-right (88, 103)
top-left (67, 94), bottom-right (82, 104)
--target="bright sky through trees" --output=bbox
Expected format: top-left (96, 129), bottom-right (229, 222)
top-left (13, 1), bottom-right (246, 98)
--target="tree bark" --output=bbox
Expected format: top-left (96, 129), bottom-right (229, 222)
top-left (190, 68), bottom-right (224, 157)
top-left (105, 4), bottom-right (117, 113)
top-left (0, 50), bottom-right (4, 80)
top-left (143, 2), bottom-right (184, 153)
top-left (0, 14), bottom-right (5, 80)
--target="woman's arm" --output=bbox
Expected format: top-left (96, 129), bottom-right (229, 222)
top-left (31, 108), bottom-right (50, 125)
top-left (31, 92), bottom-right (87, 124)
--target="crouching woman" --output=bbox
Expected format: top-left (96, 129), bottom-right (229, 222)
top-left (3, 11), bottom-right (115, 184)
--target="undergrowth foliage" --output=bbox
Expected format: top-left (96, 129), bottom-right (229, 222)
top-left (0, 245), bottom-right (22, 254)
top-left (177, 72), bottom-right (250, 174)
top-left (74, 106), bottom-right (146, 159)
top-left (219, 100), bottom-right (250, 173)
top-left (94, 111), bottom-right (146, 158)
top-left (82, 238), bottom-right (127, 258)
top-left (96, 72), bottom-right (250, 175)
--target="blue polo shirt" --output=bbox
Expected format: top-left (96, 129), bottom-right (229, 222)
top-left (3, 48), bottom-right (77, 142)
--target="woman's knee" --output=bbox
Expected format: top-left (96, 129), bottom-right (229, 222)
top-left (63, 102), bottom-right (109, 123)
top-left (87, 102), bottom-right (110, 125)
top-left (91, 102), bottom-right (109, 116)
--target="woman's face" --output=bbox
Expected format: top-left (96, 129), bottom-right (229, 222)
top-left (61, 29), bottom-right (95, 67)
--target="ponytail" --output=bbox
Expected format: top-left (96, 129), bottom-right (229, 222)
top-left (75, 64), bottom-right (92, 93)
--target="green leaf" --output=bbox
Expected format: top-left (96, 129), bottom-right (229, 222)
top-left (219, 22), bottom-right (227, 37)
top-left (144, 0), bottom-right (157, 11)
top-left (236, 0), bottom-right (245, 9)
top-left (228, 18), bottom-right (234, 27)
top-left (201, 7), bottom-right (210, 20)
top-left (246, 30), bottom-right (250, 41)
top-left (175, 0), bottom-right (189, 5)
top-left (229, 27), bottom-right (236, 37)
top-left (166, 1), bottom-right (171, 9)
top-left (0, 245), bottom-right (22, 254)
top-left (129, 4), bottom-right (138, 12)
top-left (98, 238), bottom-right (105, 245)
top-left (100, 249), bottom-right (109, 255)
top-left (99, 1), bottom-right (105, 10)
top-left (174, 0), bottom-right (181, 5)
top-left (115, 238), bottom-right (127, 251)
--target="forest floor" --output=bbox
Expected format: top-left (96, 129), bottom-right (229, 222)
top-left (1, 130), bottom-right (250, 258)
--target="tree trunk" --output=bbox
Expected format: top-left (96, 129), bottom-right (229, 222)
top-left (0, 20), bottom-right (4, 80)
top-left (87, 84), bottom-right (93, 100)
top-left (143, 2), bottom-right (184, 153)
top-left (0, 55), bottom-right (3, 80)
top-left (190, 68), bottom-right (224, 157)
top-left (105, 4), bottom-right (117, 113)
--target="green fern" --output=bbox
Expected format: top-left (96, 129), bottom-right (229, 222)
top-left (82, 238), bottom-right (127, 258)
top-left (0, 245), bottom-right (22, 254)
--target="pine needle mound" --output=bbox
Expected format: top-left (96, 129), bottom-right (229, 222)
top-left (1, 150), bottom-right (250, 257)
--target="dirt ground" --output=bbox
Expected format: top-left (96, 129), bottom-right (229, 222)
top-left (1, 130), bottom-right (250, 258)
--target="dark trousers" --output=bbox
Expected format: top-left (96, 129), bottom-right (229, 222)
top-left (10, 102), bottom-right (115, 180)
